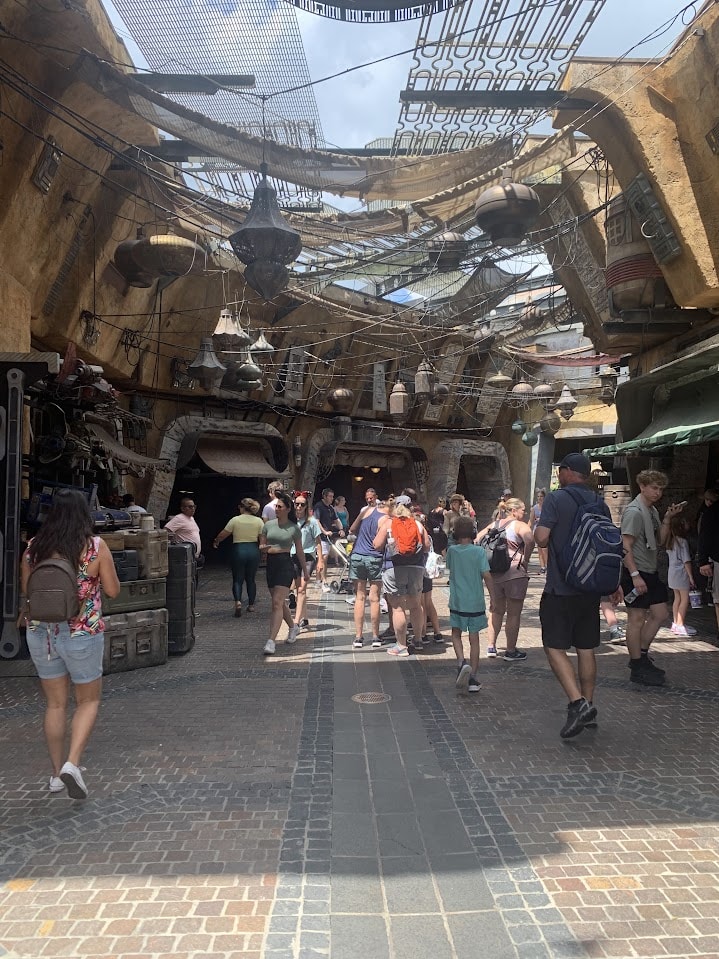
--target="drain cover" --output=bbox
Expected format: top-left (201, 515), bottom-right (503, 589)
top-left (351, 692), bottom-right (391, 704)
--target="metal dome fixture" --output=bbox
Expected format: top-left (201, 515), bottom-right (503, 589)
top-left (486, 370), bottom-right (514, 388)
top-left (414, 360), bottom-right (435, 403)
top-left (389, 380), bottom-right (410, 423)
top-left (555, 384), bottom-right (578, 420)
top-left (249, 330), bottom-right (275, 359)
top-left (599, 367), bottom-right (619, 406)
top-left (430, 382), bottom-right (450, 405)
top-left (540, 411), bottom-right (562, 435)
top-left (511, 418), bottom-right (526, 435)
top-left (212, 309), bottom-right (251, 353)
top-left (521, 429), bottom-right (539, 447)
top-left (228, 164), bottom-right (302, 300)
top-left (327, 388), bottom-right (354, 415)
top-left (188, 338), bottom-right (226, 393)
top-left (474, 172), bottom-right (541, 247)
top-left (509, 380), bottom-right (535, 408)
top-left (426, 231), bottom-right (469, 272)
top-left (533, 382), bottom-right (558, 409)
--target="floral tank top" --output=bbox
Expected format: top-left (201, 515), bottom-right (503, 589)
top-left (26, 536), bottom-right (105, 636)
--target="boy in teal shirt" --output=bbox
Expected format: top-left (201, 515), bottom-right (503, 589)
top-left (446, 516), bottom-right (494, 692)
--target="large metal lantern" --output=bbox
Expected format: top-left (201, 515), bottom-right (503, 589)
top-left (509, 380), bottom-right (535, 407)
top-left (212, 309), bottom-right (251, 352)
top-left (533, 382), bottom-right (558, 409)
top-left (234, 354), bottom-right (263, 391)
top-left (427, 231), bottom-right (469, 271)
top-left (487, 370), bottom-right (513, 388)
top-left (414, 360), bottom-right (434, 403)
top-left (229, 164), bottom-right (302, 300)
top-left (540, 410), bottom-right (562, 435)
top-left (511, 418), bottom-right (526, 435)
top-left (327, 387), bottom-right (354, 414)
top-left (599, 366), bottom-right (619, 406)
top-left (114, 229), bottom-right (205, 287)
top-left (474, 173), bottom-right (541, 247)
top-left (249, 330), bottom-right (275, 360)
top-left (188, 337), bottom-right (226, 392)
top-left (555, 384), bottom-right (578, 420)
top-left (430, 382), bottom-right (449, 405)
top-left (389, 381), bottom-right (410, 423)
top-left (521, 429), bottom-right (539, 447)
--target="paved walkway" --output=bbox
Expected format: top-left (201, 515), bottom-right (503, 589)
top-left (0, 565), bottom-right (718, 959)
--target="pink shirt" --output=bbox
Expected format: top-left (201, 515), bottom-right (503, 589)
top-left (164, 513), bottom-right (201, 553)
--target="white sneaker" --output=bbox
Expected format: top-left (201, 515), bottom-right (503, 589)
top-left (263, 638), bottom-right (276, 656)
top-left (671, 623), bottom-right (689, 636)
top-left (49, 776), bottom-right (64, 794)
top-left (287, 624), bottom-right (301, 645)
top-left (345, 596), bottom-right (356, 606)
top-left (353, 637), bottom-right (364, 649)
top-left (321, 583), bottom-right (331, 593)
top-left (59, 761), bottom-right (88, 800)
top-left (379, 599), bottom-right (388, 614)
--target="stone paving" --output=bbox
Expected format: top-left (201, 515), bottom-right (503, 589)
top-left (0, 562), bottom-right (718, 959)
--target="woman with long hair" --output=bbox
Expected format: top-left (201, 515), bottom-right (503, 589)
top-left (20, 490), bottom-right (120, 799)
top-left (212, 497), bottom-right (263, 616)
top-left (428, 497), bottom-right (449, 555)
top-left (259, 490), bottom-right (308, 656)
top-left (475, 498), bottom-right (534, 661)
top-left (290, 495), bottom-right (323, 633)
top-left (666, 514), bottom-right (697, 636)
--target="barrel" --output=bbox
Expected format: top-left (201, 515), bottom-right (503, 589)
top-left (603, 485), bottom-right (631, 526)
top-left (605, 194), bottom-right (669, 316)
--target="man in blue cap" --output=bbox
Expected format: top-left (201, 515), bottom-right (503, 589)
top-left (534, 453), bottom-right (618, 739)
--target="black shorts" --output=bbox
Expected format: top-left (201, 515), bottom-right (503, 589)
top-left (540, 592), bottom-right (601, 650)
top-left (266, 553), bottom-right (295, 590)
top-left (620, 569), bottom-right (669, 609)
top-left (422, 576), bottom-right (433, 594)
top-left (292, 553), bottom-right (316, 580)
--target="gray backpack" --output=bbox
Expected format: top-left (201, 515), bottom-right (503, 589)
top-left (26, 558), bottom-right (80, 622)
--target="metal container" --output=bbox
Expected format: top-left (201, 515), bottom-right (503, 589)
top-left (605, 193), bottom-right (668, 316)
top-left (122, 529), bottom-right (169, 579)
top-left (102, 608), bottom-right (168, 674)
top-left (102, 578), bottom-right (167, 615)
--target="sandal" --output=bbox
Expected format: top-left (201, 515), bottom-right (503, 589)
top-left (234, 604), bottom-right (242, 618)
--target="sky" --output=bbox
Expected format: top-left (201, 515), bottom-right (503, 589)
top-left (103, 0), bottom-right (692, 152)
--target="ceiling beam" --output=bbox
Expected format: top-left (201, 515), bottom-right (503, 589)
top-left (129, 73), bottom-right (255, 94)
top-left (399, 90), bottom-right (596, 110)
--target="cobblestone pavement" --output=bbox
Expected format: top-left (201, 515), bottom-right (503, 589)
top-left (0, 562), bottom-right (718, 959)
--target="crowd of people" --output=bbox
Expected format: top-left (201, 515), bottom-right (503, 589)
top-left (16, 459), bottom-right (719, 799)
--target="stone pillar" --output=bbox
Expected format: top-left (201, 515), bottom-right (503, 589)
top-left (534, 431), bottom-right (556, 497)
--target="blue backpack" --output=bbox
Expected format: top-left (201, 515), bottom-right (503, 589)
top-left (558, 487), bottom-right (623, 594)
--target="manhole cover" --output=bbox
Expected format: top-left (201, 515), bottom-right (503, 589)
top-left (351, 692), bottom-right (391, 704)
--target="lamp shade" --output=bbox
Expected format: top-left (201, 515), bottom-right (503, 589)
top-left (555, 384), bottom-right (578, 420)
top-left (212, 309), bottom-right (252, 352)
top-left (521, 429), bottom-right (539, 447)
top-left (229, 165), bottom-right (302, 299)
top-left (414, 360), bottom-right (434, 402)
top-left (474, 175), bottom-right (540, 247)
top-left (426, 231), bottom-right (469, 271)
top-left (327, 388), bottom-right (354, 414)
top-left (188, 337), bottom-right (226, 392)
top-left (389, 381), bottom-right (410, 422)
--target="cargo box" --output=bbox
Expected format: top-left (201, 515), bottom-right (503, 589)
top-left (168, 612), bottom-right (195, 655)
top-left (121, 529), bottom-right (169, 579)
top-left (103, 608), bottom-right (168, 674)
top-left (111, 549), bottom-right (140, 582)
top-left (102, 578), bottom-right (166, 615)
top-left (100, 531), bottom-right (126, 551)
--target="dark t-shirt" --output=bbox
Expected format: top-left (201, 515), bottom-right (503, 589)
top-left (538, 483), bottom-right (610, 597)
top-left (312, 500), bottom-right (339, 541)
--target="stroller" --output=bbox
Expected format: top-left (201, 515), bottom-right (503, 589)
top-left (326, 536), bottom-right (354, 594)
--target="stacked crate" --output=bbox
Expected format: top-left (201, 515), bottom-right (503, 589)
top-left (167, 543), bottom-right (196, 654)
top-left (100, 529), bottom-right (170, 674)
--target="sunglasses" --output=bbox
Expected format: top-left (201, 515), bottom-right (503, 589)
top-left (295, 500), bottom-right (307, 505)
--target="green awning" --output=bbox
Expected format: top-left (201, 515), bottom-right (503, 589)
top-left (585, 373), bottom-right (719, 457)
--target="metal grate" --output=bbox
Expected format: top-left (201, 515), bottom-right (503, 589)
top-left (351, 692), bottom-right (392, 704)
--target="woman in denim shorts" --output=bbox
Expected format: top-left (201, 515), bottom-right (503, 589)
top-left (20, 490), bottom-right (120, 799)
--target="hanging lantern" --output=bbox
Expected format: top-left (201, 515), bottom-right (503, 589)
top-left (509, 380), bottom-right (535, 408)
top-left (114, 228), bottom-right (206, 287)
top-left (389, 381), bottom-right (410, 423)
top-left (521, 429), bottom-right (539, 447)
top-left (487, 370), bottom-right (513, 388)
top-left (430, 382), bottom-right (449, 405)
top-left (540, 410), bottom-right (562, 435)
top-left (188, 337), bottom-right (226, 392)
top-left (533, 382), bottom-right (558, 409)
top-left (327, 387), bottom-right (354, 414)
top-left (249, 330), bottom-right (275, 359)
top-left (414, 360), bottom-right (434, 403)
top-left (555, 384), bottom-right (578, 420)
top-left (511, 418), bottom-right (526, 435)
top-left (229, 164), bottom-right (302, 300)
top-left (426, 231), bottom-right (469, 271)
top-left (212, 309), bottom-right (251, 352)
top-left (599, 366), bottom-right (619, 406)
top-left (474, 172), bottom-right (541, 247)
top-left (113, 228), bottom-right (154, 288)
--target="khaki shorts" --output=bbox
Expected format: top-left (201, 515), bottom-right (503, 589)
top-left (491, 572), bottom-right (529, 602)
top-left (382, 565), bottom-right (424, 597)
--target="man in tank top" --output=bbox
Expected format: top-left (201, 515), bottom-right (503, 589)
top-left (347, 488), bottom-right (385, 649)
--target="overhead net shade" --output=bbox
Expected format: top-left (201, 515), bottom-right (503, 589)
top-left (196, 438), bottom-right (288, 478)
top-left (585, 374), bottom-right (719, 457)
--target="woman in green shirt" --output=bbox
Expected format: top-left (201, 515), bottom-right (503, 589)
top-left (259, 491), bottom-right (308, 656)
top-left (212, 498), bottom-right (264, 617)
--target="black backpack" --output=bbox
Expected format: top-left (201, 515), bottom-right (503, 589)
top-left (479, 521), bottom-right (518, 574)
top-left (26, 558), bottom-right (81, 622)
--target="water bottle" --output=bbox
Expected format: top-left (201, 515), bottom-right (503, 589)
top-left (624, 588), bottom-right (639, 605)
